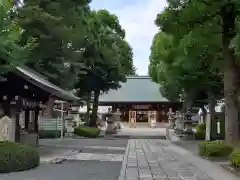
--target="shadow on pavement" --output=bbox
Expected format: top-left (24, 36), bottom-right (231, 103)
top-left (0, 160), bottom-right (122, 180)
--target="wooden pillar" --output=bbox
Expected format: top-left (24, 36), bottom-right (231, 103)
top-left (34, 109), bottom-right (39, 132)
top-left (34, 109), bottom-right (39, 145)
top-left (3, 100), bottom-right (10, 116)
top-left (15, 113), bottom-right (20, 142)
top-left (25, 110), bottom-right (30, 130)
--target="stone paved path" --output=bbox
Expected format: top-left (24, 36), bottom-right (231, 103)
top-left (119, 139), bottom-right (240, 180)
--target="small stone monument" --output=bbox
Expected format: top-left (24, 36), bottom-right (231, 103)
top-left (0, 116), bottom-right (13, 141)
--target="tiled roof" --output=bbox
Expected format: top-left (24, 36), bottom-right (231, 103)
top-left (16, 66), bottom-right (80, 102)
top-left (99, 76), bottom-right (169, 102)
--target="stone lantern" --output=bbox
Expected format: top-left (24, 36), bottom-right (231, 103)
top-left (167, 108), bottom-right (175, 128)
top-left (175, 111), bottom-right (184, 131)
top-left (113, 109), bottom-right (122, 129)
top-left (105, 108), bottom-right (117, 136)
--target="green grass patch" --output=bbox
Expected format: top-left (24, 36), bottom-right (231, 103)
top-left (199, 140), bottom-right (233, 157)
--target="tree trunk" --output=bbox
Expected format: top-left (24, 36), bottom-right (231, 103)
top-left (223, 62), bottom-right (239, 142)
top-left (221, 5), bottom-right (239, 143)
top-left (84, 92), bottom-right (91, 123)
top-left (89, 90), bottom-right (100, 127)
top-left (208, 92), bottom-right (216, 123)
top-left (181, 91), bottom-right (194, 113)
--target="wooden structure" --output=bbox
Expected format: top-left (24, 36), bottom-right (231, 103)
top-left (99, 76), bottom-right (182, 127)
top-left (0, 66), bottom-right (80, 145)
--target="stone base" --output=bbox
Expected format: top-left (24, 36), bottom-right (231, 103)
top-left (105, 129), bottom-right (117, 135)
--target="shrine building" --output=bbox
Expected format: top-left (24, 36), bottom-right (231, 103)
top-left (0, 66), bottom-right (80, 145)
top-left (99, 76), bottom-right (182, 126)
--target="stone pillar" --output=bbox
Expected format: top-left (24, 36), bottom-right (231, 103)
top-left (205, 113), bottom-right (211, 140)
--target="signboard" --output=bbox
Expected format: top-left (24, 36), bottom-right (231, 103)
top-left (132, 105), bottom-right (151, 110)
top-left (0, 116), bottom-right (13, 141)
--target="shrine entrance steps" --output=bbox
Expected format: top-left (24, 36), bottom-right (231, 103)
top-left (121, 122), bottom-right (168, 128)
top-left (114, 126), bottom-right (167, 139)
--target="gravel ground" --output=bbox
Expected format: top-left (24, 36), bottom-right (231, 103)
top-left (0, 160), bottom-right (121, 180)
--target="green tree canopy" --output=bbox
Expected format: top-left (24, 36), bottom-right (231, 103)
top-left (149, 0), bottom-right (240, 142)
top-left (74, 9), bottom-right (135, 126)
top-left (15, 0), bottom-right (90, 88)
top-left (0, 0), bottom-right (34, 80)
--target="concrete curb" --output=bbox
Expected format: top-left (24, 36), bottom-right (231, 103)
top-left (40, 149), bottom-right (79, 164)
top-left (166, 128), bottom-right (180, 142)
top-left (118, 140), bottom-right (130, 180)
top-left (113, 135), bottom-right (166, 139)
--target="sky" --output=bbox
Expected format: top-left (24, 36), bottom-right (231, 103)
top-left (90, 0), bottom-right (167, 75)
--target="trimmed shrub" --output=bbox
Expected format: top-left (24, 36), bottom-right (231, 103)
top-left (0, 141), bottom-right (39, 173)
top-left (194, 123), bottom-right (206, 140)
top-left (39, 129), bottom-right (66, 139)
top-left (74, 127), bottom-right (100, 138)
top-left (199, 140), bottom-right (233, 157)
top-left (196, 123), bottom-right (206, 132)
top-left (230, 151), bottom-right (240, 167)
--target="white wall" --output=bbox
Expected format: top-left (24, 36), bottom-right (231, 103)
top-left (78, 105), bottom-right (112, 114)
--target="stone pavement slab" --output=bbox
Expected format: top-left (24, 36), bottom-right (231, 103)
top-left (119, 139), bottom-right (240, 180)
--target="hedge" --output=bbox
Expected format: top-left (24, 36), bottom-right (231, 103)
top-left (199, 140), bottom-right (233, 157)
top-left (74, 127), bottom-right (101, 138)
top-left (0, 141), bottom-right (39, 173)
top-left (230, 151), bottom-right (240, 167)
top-left (39, 129), bottom-right (66, 139)
top-left (194, 123), bottom-right (206, 140)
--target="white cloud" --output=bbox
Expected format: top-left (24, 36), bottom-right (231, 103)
top-left (91, 0), bottom-right (167, 75)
